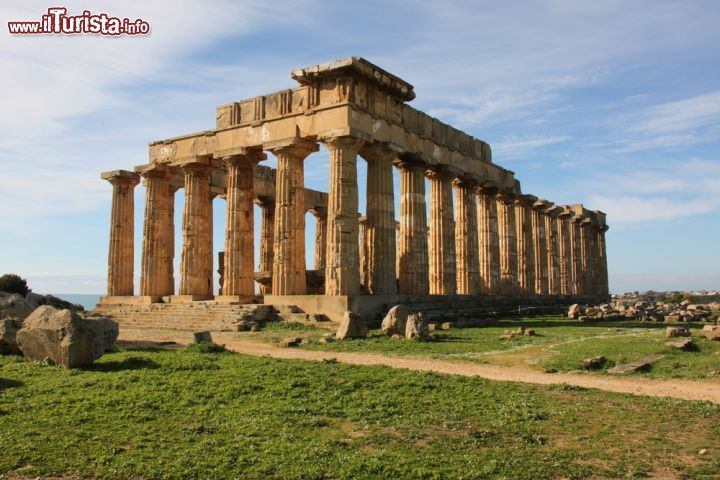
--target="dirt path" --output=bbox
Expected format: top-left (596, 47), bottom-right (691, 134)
top-left (118, 329), bottom-right (720, 404)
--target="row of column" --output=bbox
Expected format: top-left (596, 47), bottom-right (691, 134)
top-left (104, 137), bottom-right (609, 299)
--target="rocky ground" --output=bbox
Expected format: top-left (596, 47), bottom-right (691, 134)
top-left (568, 300), bottom-right (719, 323)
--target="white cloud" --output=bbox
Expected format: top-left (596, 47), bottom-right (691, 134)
top-left (492, 135), bottom-right (570, 158)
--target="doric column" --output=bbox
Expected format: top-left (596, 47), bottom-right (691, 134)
top-left (598, 225), bottom-right (609, 296)
top-left (257, 197), bottom-right (275, 294)
top-left (139, 165), bottom-right (172, 297)
top-left (177, 160), bottom-right (214, 297)
top-left (557, 210), bottom-right (574, 295)
top-left (360, 144), bottom-right (397, 295)
top-left (497, 191), bottom-right (518, 296)
top-left (515, 195), bottom-right (536, 296)
top-left (267, 138), bottom-right (318, 295)
top-left (161, 183), bottom-right (179, 296)
top-left (358, 215), bottom-right (368, 291)
top-left (581, 219), bottom-right (594, 296)
top-left (221, 150), bottom-right (264, 298)
top-left (530, 200), bottom-right (548, 295)
top-left (427, 168), bottom-right (456, 295)
top-left (454, 178), bottom-right (480, 295)
top-left (570, 215), bottom-right (584, 295)
top-left (313, 208), bottom-right (327, 274)
top-left (102, 170), bottom-right (140, 296)
top-left (545, 206), bottom-right (561, 295)
top-left (398, 160), bottom-right (429, 295)
top-left (322, 135), bottom-right (364, 296)
top-left (476, 185), bottom-right (501, 295)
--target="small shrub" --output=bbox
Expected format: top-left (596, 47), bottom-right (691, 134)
top-left (0, 273), bottom-right (31, 296)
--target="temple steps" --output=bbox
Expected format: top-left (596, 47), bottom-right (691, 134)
top-left (95, 302), bottom-right (276, 332)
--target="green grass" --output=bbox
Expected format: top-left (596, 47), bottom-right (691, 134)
top-left (1, 346), bottom-right (719, 479)
top-left (253, 316), bottom-right (720, 379)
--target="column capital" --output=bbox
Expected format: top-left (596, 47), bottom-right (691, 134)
top-left (359, 141), bottom-right (401, 163)
top-left (425, 166), bottom-right (456, 181)
top-left (452, 176), bottom-right (477, 189)
top-left (395, 158), bottom-right (426, 172)
top-left (321, 134), bottom-right (365, 151)
top-left (475, 183), bottom-right (498, 196)
top-left (135, 163), bottom-right (173, 180)
top-left (514, 194), bottom-right (537, 207)
top-left (264, 137), bottom-right (319, 158)
top-left (255, 195), bottom-right (275, 209)
top-left (101, 169), bottom-right (140, 187)
top-left (531, 199), bottom-right (551, 211)
top-left (545, 204), bottom-right (563, 218)
top-left (212, 146), bottom-right (267, 163)
top-left (496, 190), bottom-right (516, 204)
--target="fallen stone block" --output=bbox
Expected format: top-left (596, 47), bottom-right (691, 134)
top-left (0, 294), bottom-right (33, 320)
top-left (607, 354), bottom-right (664, 374)
top-left (583, 355), bottom-right (606, 370)
top-left (666, 327), bottom-right (691, 338)
top-left (280, 337), bottom-right (303, 348)
top-left (405, 313), bottom-right (429, 340)
top-left (16, 306), bottom-right (118, 368)
top-left (381, 305), bottom-right (410, 337)
top-left (700, 325), bottom-right (720, 341)
top-left (336, 312), bottom-right (368, 340)
top-left (193, 331), bottom-right (213, 343)
top-left (666, 339), bottom-right (695, 351)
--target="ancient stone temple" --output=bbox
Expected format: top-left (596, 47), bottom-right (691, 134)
top-left (98, 57), bottom-right (609, 327)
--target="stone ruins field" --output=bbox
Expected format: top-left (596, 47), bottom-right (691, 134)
top-left (1, 315), bottom-right (720, 479)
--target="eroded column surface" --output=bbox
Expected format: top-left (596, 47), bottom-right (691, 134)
top-left (102, 170), bottom-right (140, 296)
top-left (313, 208), bottom-right (327, 275)
top-left (140, 166), bottom-right (172, 297)
top-left (557, 211), bottom-right (574, 295)
top-left (582, 220), bottom-right (595, 296)
top-left (427, 168), bottom-right (457, 295)
top-left (398, 160), bottom-right (429, 295)
top-left (223, 152), bottom-right (263, 297)
top-left (268, 138), bottom-right (318, 296)
top-left (454, 178), bottom-right (480, 295)
top-left (179, 161), bottom-right (213, 297)
top-left (515, 196), bottom-right (536, 296)
top-left (545, 206), bottom-right (561, 295)
top-left (497, 191), bottom-right (518, 296)
top-left (531, 201), bottom-right (548, 296)
top-left (570, 216), bottom-right (584, 295)
top-left (360, 144), bottom-right (397, 295)
top-left (323, 136), bottom-right (364, 296)
top-left (477, 186), bottom-right (501, 295)
top-left (257, 197), bottom-right (275, 294)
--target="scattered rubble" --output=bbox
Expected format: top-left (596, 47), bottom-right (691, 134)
top-left (666, 339), bottom-right (695, 351)
top-left (568, 301), bottom-right (717, 323)
top-left (280, 337), bottom-right (303, 348)
top-left (583, 356), bottom-right (607, 370)
top-left (666, 327), bottom-right (691, 338)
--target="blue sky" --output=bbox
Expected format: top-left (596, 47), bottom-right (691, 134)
top-left (1, 0), bottom-right (719, 294)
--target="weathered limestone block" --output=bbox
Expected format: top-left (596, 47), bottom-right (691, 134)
top-left (405, 313), bottom-right (429, 340)
top-left (336, 312), bottom-right (368, 340)
top-left (0, 317), bottom-right (23, 354)
top-left (700, 325), bottom-right (720, 341)
top-left (666, 327), bottom-right (691, 338)
top-left (16, 306), bottom-right (118, 368)
top-left (381, 304), bottom-right (411, 337)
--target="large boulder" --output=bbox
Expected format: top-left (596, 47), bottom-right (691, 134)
top-left (16, 306), bottom-right (118, 368)
top-left (381, 305), bottom-right (411, 337)
top-left (405, 313), bottom-right (429, 340)
top-left (0, 317), bottom-right (24, 354)
top-left (568, 304), bottom-right (581, 319)
top-left (335, 312), bottom-right (368, 340)
top-left (0, 293), bottom-right (33, 320)
top-left (700, 325), bottom-right (720, 341)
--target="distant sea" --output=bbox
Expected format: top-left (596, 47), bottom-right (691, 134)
top-left (51, 294), bottom-right (102, 311)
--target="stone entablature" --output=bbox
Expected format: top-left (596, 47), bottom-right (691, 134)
top-left (100, 57), bottom-right (610, 321)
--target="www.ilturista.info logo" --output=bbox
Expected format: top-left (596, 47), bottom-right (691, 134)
top-left (8, 7), bottom-right (150, 35)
